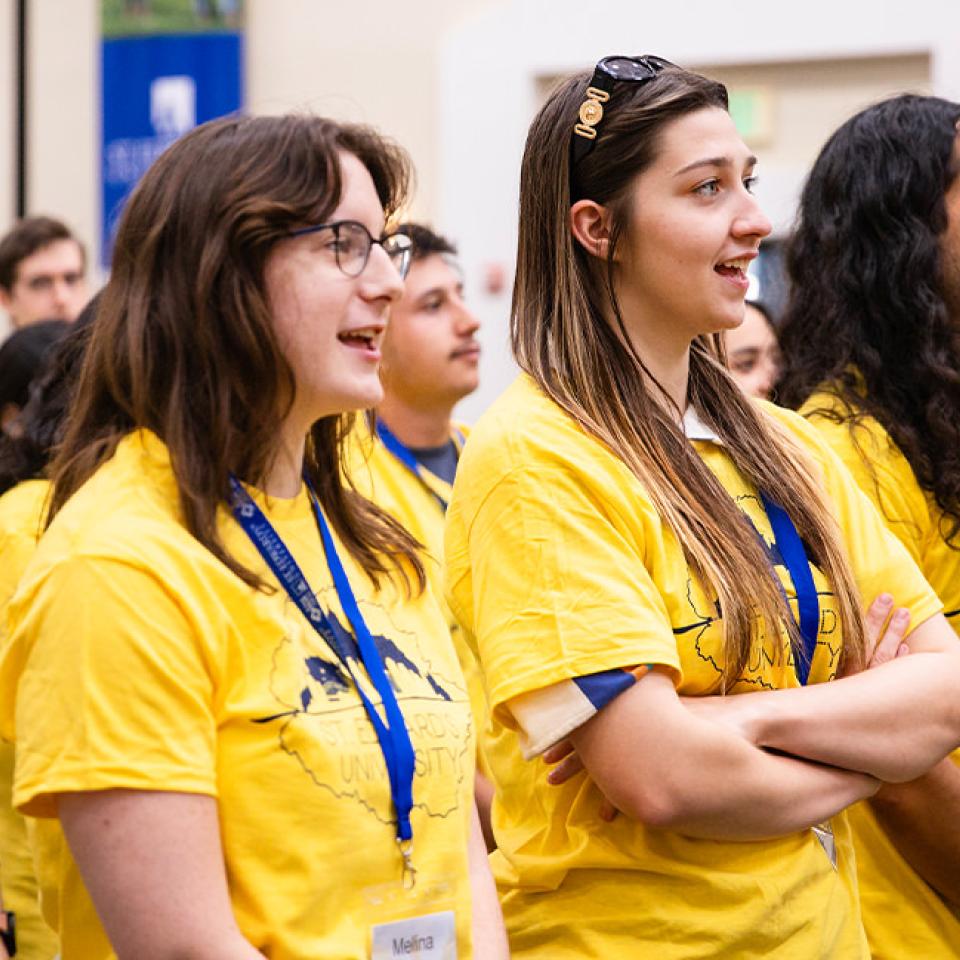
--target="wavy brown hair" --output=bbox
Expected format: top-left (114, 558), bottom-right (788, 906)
top-left (50, 114), bottom-right (424, 591)
top-left (513, 66), bottom-right (866, 686)
top-left (778, 95), bottom-right (960, 545)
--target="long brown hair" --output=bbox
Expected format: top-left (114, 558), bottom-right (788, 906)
top-left (50, 114), bottom-right (424, 591)
top-left (513, 67), bottom-right (865, 686)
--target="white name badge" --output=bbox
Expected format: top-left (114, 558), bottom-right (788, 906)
top-left (371, 910), bottom-right (457, 959)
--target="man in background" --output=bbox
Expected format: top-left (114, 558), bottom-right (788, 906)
top-left (0, 217), bottom-right (89, 332)
top-left (348, 222), bottom-right (494, 841)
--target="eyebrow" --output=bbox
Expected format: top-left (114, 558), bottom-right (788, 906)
top-left (675, 154), bottom-right (758, 177)
top-left (416, 281), bottom-right (464, 302)
top-left (415, 286), bottom-right (448, 303)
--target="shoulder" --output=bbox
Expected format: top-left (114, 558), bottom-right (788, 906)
top-left (0, 479), bottom-right (50, 544)
top-left (752, 399), bottom-right (830, 456)
top-left (449, 376), bottom-right (660, 545)
top-left (32, 431), bottom-right (213, 586)
top-left (459, 375), bottom-right (626, 485)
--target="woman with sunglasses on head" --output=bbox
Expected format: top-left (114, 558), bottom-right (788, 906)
top-left (0, 114), bottom-right (507, 960)
top-left (444, 57), bottom-right (960, 958)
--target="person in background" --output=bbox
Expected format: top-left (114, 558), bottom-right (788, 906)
top-left (444, 56), bottom-right (960, 958)
top-left (778, 93), bottom-right (960, 958)
top-left (0, 305), bottom-right (94, 960)
top-left (0, 217), bottom-right (89, 331)
top-left (723, 298), bottom-right (781, 399)
top-left (346, 222), bottom-right (496, 843)
top-left (0, 320), bottom-right (69, 435)
top-left (0, 114), bottom-right (506, 960)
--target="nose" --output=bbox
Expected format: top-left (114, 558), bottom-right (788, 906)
top-left (51, 278), bottom-right (71, 309)
top-left (362, 242), bottom-right (405, 304)
top-left (453, 296), bottom-right (481, 336)
top-left (756, 355), bottom-right (780, 397)
top-left (733, 191), bottom-right (773, 242)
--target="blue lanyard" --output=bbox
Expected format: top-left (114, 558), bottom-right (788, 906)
top-left (375, 420), bottom-right (462, 513)
top-left (228, 476), bottom-right (418, 883)
top-left (759, 491), bottom-right (820, 685)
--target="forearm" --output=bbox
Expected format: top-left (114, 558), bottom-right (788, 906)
top-left (571, 672), bottom-right (879, 840)
top-left (743, 653), bottom-right (960, 782)
top-left (474, 770), bottom-right (496, 852)
top-left (467, 803), bottom-right (509, 959)
top-left (868, 756), bottom-right (960, 908)
top-left (666, 747), bottom-right (878, 840)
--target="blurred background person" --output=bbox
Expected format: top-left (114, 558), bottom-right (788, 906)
top-left (0, 320), bottom-right (69, 436)
top-left (778, 93), bottom-right (960, 958)
top-left (346, 222), bottom-right (496, 844)
top-left (0, 306), bottom-right (93, 960)
top-left (0, 218), bottom-right (89, 332)
top-left (723, 299), bottom-right (781, 399)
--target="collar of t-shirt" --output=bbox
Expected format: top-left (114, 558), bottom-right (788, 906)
top-left (409, 439), bottom-right (459, 485)
top-left (682, 406), bottom-right (722, 444)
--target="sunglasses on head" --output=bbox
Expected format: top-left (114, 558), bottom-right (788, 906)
top-left (570, 54), bottom-right (676, 169)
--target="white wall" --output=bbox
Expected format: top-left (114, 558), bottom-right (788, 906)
top-left (26, 0), bottom-right (98, 252)
top-left (441, 0), bottom-right (960, 421)
top-left (0, 0), bottom-right (99, 338)
top-left (245, 0), bottom-right (503, 222)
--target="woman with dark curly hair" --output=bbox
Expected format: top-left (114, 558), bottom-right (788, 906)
top-left (779, 93), bottom-right (960, 958)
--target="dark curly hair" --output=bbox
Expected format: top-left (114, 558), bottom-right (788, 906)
top-left (778, 93), bottom-right (960, 542)
top-left (0, 297), bottom-right (96, 495)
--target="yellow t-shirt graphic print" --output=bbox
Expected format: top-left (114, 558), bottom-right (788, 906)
top-left (255, 595), bottom-right (469, 823)
top-left (0, 430), bottom-right (476, 960)
top-left (444, 375), bottom-right (941, 960)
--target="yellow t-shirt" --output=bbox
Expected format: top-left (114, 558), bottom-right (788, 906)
top-left (444, 374), bottom-right (941, 960)
top-left (0, 430), bottom-right (476, 960)
top-left (0, 479), bottom-right (59, 960)
top-left (347, 419), bottom-right (491, 770)
top-left (802, 389), bottom-right (960, 958)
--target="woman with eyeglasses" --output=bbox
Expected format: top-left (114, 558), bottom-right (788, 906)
top-left (0, 114), bottom-right (507, 960)
top-left (443, 57), bottom-right (960, 958)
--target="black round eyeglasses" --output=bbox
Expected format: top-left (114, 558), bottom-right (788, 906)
top-left (290, 220), bottom-right (413, 280)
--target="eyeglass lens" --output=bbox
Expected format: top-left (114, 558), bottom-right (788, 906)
top-left (333, 222), bottom-right (411, 279)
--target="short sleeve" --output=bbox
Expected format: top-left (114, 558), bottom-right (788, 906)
top-left (450, 461), bottom-right (682, 723)
top-left (7, 554), bottom-right (219, 817)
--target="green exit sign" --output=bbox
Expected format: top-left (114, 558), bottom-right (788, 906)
top-left (728, 88), bottom-right (775, 145)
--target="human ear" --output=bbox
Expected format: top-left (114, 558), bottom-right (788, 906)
top-left (570, 200), bottom-right (611, 260)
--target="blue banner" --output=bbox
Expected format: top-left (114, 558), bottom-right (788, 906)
top-left (101, 32), bottom-right (243, 265)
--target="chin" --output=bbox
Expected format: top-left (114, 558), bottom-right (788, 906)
top-left (707, 311), bottom-right (746, 334)
top-left (311, 381), bottom-right (383, 418)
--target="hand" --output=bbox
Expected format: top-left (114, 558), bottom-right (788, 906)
top-left (841, 592), bottom-right (911, 677)
top-left (543, 740), bottom-right (619, 821)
